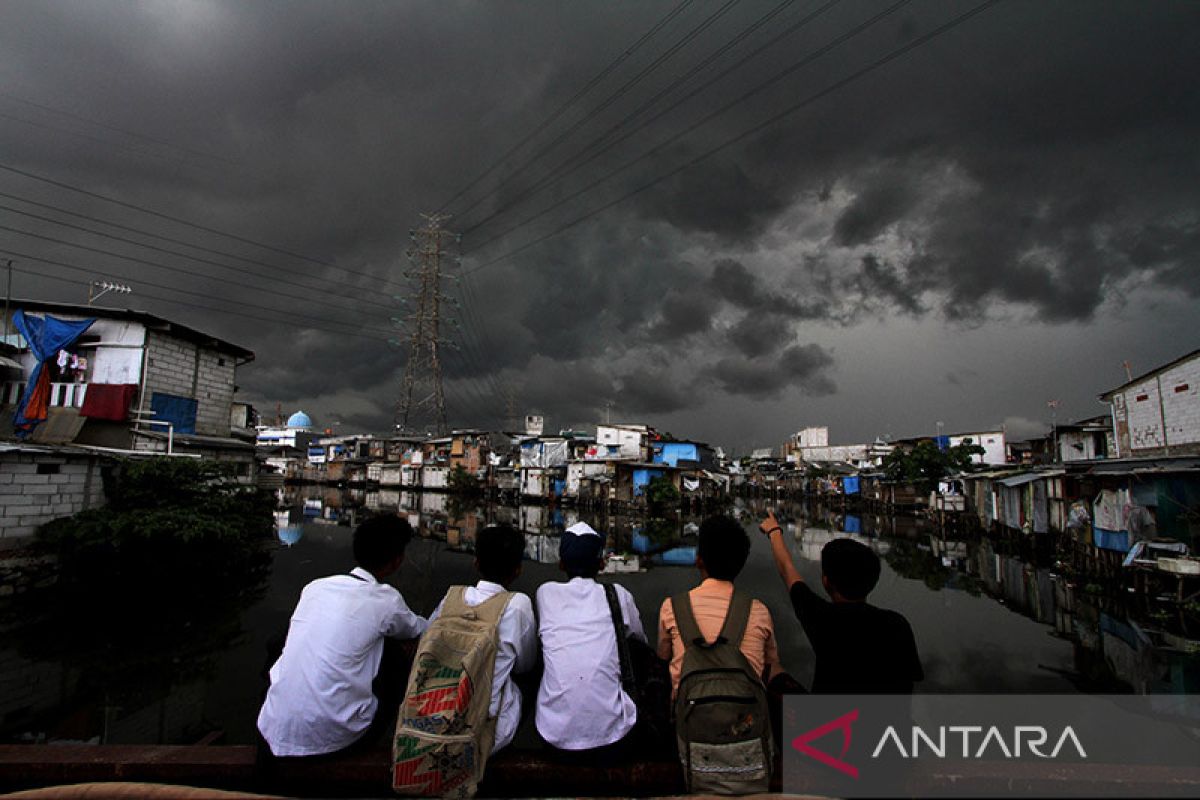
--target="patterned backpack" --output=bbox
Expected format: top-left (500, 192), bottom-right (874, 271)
top-left (672, 589), bottom-right (773, 795)
top-left (393, 587), bottom-right (512, 798)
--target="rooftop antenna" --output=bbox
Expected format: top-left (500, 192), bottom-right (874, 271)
top-left (88, 280), bottom-right (132, 305)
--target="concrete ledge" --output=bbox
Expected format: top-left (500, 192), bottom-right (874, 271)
top-left (2, 745), bottom-right (1200, 798)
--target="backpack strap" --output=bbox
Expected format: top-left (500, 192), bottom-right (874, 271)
top-left (717, 589), bottom-right (753, 647)
top-left (442, 586), bottom-right (513, 625)
top-left (670, 591), bottom-right (706, 647)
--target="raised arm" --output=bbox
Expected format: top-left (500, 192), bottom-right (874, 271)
top-left (759, 510), bottom-right (803, 589)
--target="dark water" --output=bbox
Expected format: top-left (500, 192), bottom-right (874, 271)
top-left (1, 486), bottom-right (1196, 747)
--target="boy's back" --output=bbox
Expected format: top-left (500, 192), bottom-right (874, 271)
top-left (790, 581), bottom-right (922, 693)
top-left (536, 577), bottom-right (645, 750)
top-left (657, 578), bottom-right (780, 693)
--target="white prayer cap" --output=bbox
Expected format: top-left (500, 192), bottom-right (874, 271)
top-left (565, 521), bottom-right (601, 537)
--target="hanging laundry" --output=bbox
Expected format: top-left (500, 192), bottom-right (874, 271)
top-left (56, 350), bottom-right (70, 369)
top-left (12, 311), bottom-right (96, 437)
top-left (79, 383), bottom-right (138, 421)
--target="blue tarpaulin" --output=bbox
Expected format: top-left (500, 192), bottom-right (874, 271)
top-left (843, 476), bottom-right (861, 495)
top-left (12, 310), bottom-right (95, 437)
top-left (843, 515), bottom-right (862, 534)
top-left (632, 468), bottom-right (665, 497)
top-left (651, 546), bottom-right (697, 566)
top-left (150, 392), bottom-right (198, 435)
top-left (1093, 528), bottom-right (1130, 553)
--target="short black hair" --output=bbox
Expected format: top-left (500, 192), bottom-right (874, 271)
top-left (821, 538), bottom-right (881, 601)
top-left (476, 524), bottom-right (525, 583)
top-left (697, 515), bottom-right (750, 581)
top-left (353, 515), bottom-right (413, 572)
top-left (564, 558), bottom-right (603, 579)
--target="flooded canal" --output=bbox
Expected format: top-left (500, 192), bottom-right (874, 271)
top-left (1, 486), bottom-right (1197, 747)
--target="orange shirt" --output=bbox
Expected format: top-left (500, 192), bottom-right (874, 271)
top-left (656, 578), bottom-right (781, 694)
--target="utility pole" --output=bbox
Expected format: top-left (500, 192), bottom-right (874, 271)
top-left (3, 259), bottom-right (12, 341)
top-left (395, 213), bottom-right (455, 436)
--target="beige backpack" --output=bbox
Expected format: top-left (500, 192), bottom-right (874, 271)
top-left (392, 587), bottom-right (511, 798)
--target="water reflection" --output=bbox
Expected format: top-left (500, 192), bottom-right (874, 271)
top-left (2, 487), bottom-right (1195, 748)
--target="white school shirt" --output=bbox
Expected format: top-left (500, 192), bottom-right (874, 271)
top-left (257, 567), bottom-right (428, 756)
top-left (428, 581), bottom-right (538, 752)
top-left (535, 577), bottom-right (646, 750)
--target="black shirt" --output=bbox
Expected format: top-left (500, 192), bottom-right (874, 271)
top-left (789, 581), bottom-right (924, 694)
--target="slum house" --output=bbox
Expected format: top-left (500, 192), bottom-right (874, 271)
top-left (315, 434), bottom-right (384, 485)
top-left (610, 461), bottom-right (682, 508)
top-left (517, 434), bottom-right (570, 503)
top-left (1, 301), bottom-right (255, 467)
top-left (1056, 415), bottom-right (1115, 462)
top-left (650, 438), bottom-right (726, 507)
top-left (588, 423), bottom-right (655, 462)
top-left (1101, 347), bottom-right (1200, 458)
top-left (0, 303), bottom-right (255, 544)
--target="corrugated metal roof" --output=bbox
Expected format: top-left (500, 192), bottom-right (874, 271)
top-left (998, 472), bottom-right (1044, 487)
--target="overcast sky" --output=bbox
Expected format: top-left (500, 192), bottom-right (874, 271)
top-left (1, 0), bottom-right (1196, 452)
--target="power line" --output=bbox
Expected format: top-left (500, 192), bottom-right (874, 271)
top-left (437, 0), bottom-right (698, 213)
top-left (466, 0), bottom-right (908, 255)
top-left (453, 0), bottom-right (742, 224)
top-left (0, 91), bottom-right (240, 166)
top-left (4, 260), bottom-right (395, 343)
top-left (0, 223), bottom-right (389, 316)
top-left (462, 0), bottom-right (837, 238)
top-left (0, 161), bottom-right (360, 276)
top-left (0, 204), bottom-right (396, 311)
top-left (0, 188), bottom-right (408, 291)
top-left (464, 0), bottom-right (1002, 276)
top-left (0, 110), bottom-right (204, 167)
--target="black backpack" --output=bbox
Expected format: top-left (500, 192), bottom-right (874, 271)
top-left (672, 590), bottom-right (773, 795)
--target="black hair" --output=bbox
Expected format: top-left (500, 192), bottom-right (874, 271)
top-left (697, 515), bottom-right (751, 581)
top-left (476, 524), bottom-right (525, 584)
top-left (353, 515), bottom-right (413, 572)
top-left (563, 557), bottom-right (603, 580)
top-left (821, 538), bottom-right (881, 601)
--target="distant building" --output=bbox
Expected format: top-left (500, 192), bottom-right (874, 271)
top-left (1055, 415), bottom-right (1114, 462)
top-left (591, 423), bottom-right (654, 461)
top-left (256, 410), bottom-right (318, 452)
top-left (784, 426), bottom-right (893, 469)
top-left (1100, 348), bottom-right (1200, 458)
top-left (948, 430), bottom-right (1007, 466)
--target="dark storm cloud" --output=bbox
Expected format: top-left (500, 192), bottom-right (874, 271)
top-left (704, 343), bottom-right (835, 399)
top-left (1, 0), bottom-right (1197, 443)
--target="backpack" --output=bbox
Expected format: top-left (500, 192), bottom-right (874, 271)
top-left (672, 590), bottom-right (773, 795)
top-left (392, 587), bottom-right (512, 798)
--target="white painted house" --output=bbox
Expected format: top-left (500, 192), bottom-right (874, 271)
top-left (949, 431), bottom-right (1007, 466)
top-left (1101, 348), bottom-right (1200, 457)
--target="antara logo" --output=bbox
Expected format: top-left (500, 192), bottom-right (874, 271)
top-left (791, 711), bottom-right (1089, 779)
top-left (792, 709), bottom-right (861, 778)
top-left (871, 725), bottom-right (1088, 759)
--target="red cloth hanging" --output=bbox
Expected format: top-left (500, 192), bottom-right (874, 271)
top-left (19, 370), bottom-right (53, 430)
top-left (79, 383), bottom-right (138, 421)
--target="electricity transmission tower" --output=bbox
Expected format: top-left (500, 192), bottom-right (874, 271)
top-left (395, 213), bottom-right (458, 436)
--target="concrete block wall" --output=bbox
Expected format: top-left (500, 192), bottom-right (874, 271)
top-left (1160, 357), bottom-right (1200, 449)
top-left (0, 453), bottom-right (106, 543)
top-left (142, 331), bottom-right (238, 438)
top-left (1119, 355), bottom-right (1200, 456)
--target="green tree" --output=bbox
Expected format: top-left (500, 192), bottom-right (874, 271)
top-left (4, 457), bottom-right (274, 739)
top-left (883, 439), bottom-right (985, 489)
top-left (447, 464), bottom-right (481, 496)
top-left (647, 474), bottom-right (681, 510)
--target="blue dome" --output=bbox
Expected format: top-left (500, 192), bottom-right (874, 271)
top-left (286, 410), bottom-right (313, 429)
